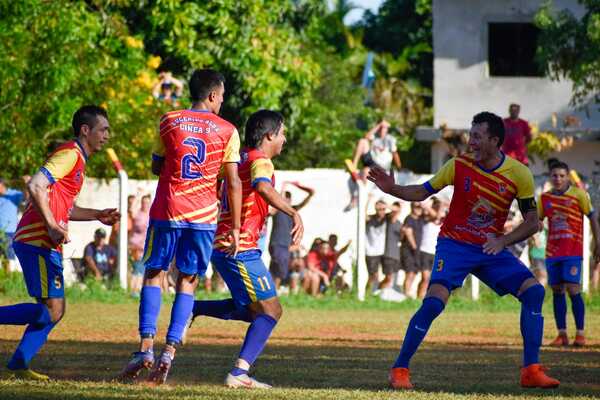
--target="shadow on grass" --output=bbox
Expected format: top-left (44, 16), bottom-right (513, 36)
top-left (0, 336), bottom-right (598, 398)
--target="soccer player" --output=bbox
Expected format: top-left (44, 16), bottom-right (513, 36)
top-left (190, 110), bottom-right (303, 389)
top-left (368, 112), bottom-right (559, 389)
top-left (539, 161), bottom-right (600, 347)
top-left (118, 69), bottom-right (242, 385)
top-left (0, 105), bottom-right (120, 380)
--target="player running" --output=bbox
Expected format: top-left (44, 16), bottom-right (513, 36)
top-left (118, 69), bottom-right (242, 385)
top-left (0, 105), bottom-right (120, 380)
top-left (368, 112), bottom-right (559, 389)
top-left (539, 161), bottom-right (600, 347)
top-left (189, 110), bottom-right (303, 389)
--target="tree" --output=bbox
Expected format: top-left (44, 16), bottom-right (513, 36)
top-left (535, 0), bottom-right (600, 107)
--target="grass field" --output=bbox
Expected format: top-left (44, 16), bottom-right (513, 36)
top-left (1, 288), bottom-right (599, 400)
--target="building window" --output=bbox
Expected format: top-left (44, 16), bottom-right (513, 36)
top-left (488, 22), bottom-right (544, 77)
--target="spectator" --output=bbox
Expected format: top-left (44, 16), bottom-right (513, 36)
top-left (129, 194), bottom-right (151, 295)
top-left (345, 121), bottom-right (402, 211)
top-left (401, 202), bottom-right (425, 298)
top-left (268, 181), bottom-right (314, 289)
top-left (326, 234), bottom-right (352, 292)
top-left (0, 177), bottom-right (25, 270)
top-left (288, 242), bottom-right (307, 295)
top-left (502, 103), bottom-right (532, 165)
top-left (365, 200), bottom-right (388, 293)
top-left (152, 71), bottom-right (184, 107)
top-left (418, 198), bottom-right (444, 299)
top-left (83, 228), bottom-right (117, 280)
top-left (304, 239), bottom-right (331, 296)
top-left (528, 228), bottom-right (548, 286)
top-left (380, 201), bottom-right (403, 291)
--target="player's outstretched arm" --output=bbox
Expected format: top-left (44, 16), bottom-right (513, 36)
top-left (27, 171), bottom-right (69, 245)
top-left (256, 181), bottom-right (303, 245)
top-left (223, 162), bottom-right (242, 257)
top-left (367, 165), bottom-right (430, 201)
top-left (70, 206), bottom-right (120, 225)
top-left (483, 209), bottom-right (539, 255)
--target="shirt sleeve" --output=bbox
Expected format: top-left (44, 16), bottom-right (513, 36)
top-left (537, 194), bottom-right (545, 219)
top-left (250, 158), bottom-right (274, 187)
top-left (84, 244), bottom-right (94, 258)
top-left (424, 158), bottom-right (455, 194)
top-left (40, 148), bottom-right (79, 184)
top-left (223, 129), bottom-right (241, 163)
top-left (577, 189), bottom-right (594, 216)
top-left (515, 164), bottom-right (535, 199)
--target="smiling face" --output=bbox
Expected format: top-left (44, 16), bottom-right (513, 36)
top-left (468, 122), bottom-right (499, 162)
top-left (550, 167), bottom-right (569, 192)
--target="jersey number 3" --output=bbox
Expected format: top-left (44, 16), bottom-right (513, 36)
top-left (181, 137), bottom-right (206, 179)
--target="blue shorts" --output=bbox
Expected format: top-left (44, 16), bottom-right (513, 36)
top-left (431, 238), bottom-right (534, 296)
top-left (13, 242), bottom-right (64, 299)
top-left (142, 224), bottom-right (215, 276)
top-left (546, 257), bottom-right (582, 286)
top-left (212, 249), bottom-right (277, 308)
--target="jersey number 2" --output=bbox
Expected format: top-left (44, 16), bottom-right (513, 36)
top-left (181, 137), bottom-right (206, 179)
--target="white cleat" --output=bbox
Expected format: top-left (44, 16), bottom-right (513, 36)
top-left (225, 373), bottom-right (272, 389)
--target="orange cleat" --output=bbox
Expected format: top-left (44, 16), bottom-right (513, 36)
top-left (389, 367), bottom-right (414, 390)
top-left (548, 334), bottom-right (569, 347)
top-left (573, 334), bottom-right (585, 347)
top-left (520, 364), bottom-right (560, 389)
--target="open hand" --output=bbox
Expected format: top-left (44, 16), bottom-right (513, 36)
top-left (97, 208), bottom-right (121, 225)
top-left (483, 235), bottom-right (506, 255)
top-left (224, 228), bottom-right (240, 257)
top-left (367, 165), bottom-right (395, 194)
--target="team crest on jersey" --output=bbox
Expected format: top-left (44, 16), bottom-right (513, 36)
top-left (551, 211), bottom-right (569, 231)
top-left (54, 275), bottom-right (62, 289)
top-left (570, 266), bottom-right (578, 276)
top-left (464, 176), bottom-right (471, 192)
top-left (467, 198), bottom-right (494, 228)
top-left (437, 259), bottom-right (444, 272)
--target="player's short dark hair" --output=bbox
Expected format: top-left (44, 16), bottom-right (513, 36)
top-left (472, 112), bottom-right (505, 147)
top-left (72, 105), bottom-right (108, 137)
top-left (189, 69), bottom-right (225, 103)
top-left (550, 160), bottom-right (569, 172)
top-left (244, 110), bottom-right (284, 148)
top-left (509, 103), bottom-right (520, 109)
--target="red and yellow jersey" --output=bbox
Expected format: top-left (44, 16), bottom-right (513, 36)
top-left (14, 140), bottom-right (88, 251)
top-left (213, 148), bottom-right (274, 252)
top-left (150, 109), bottom-right (240, 229)
top-left (424, 153), bottom-right (534, 246)
top-left (538, 186), bottom-right (593, 259)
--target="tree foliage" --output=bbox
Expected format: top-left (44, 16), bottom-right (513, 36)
top-left (535, 0), bottom-right (600, 107)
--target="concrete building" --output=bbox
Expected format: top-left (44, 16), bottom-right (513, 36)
top-left (419, 0), bottom-right (600, 184)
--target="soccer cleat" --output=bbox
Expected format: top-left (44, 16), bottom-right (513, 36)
top-left (520, 364), bottom-right (560, 389)
top-left (225, 372), bottom-right (272, 389)
top-left (389, 367), bottom-right (414, 390)
top-left (548, 334), bottom-right (569, 347)
top-left (146, 350), bottom-right (173, 386)
top-left (1, 368), bottom-right (50, 381)
top-left (573, 334), bottom-right (585, 347)
top-left (117, 351), bottom-right (154, 381)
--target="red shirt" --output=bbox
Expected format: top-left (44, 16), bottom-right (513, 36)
top-left (502, 118), bottom-right (531, 165)
top-left (150, 109), bottom-right (240, 229)
top-left (14, 140), bottom-right (88, 251)
top-left (213, 148), bottom-right (274, 252)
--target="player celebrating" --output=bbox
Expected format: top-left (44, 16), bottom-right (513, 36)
top-left (539, 161), bottom-right (600, 347)
top-left (190, 110), bottom-right (303, 389)
top-left (118, 69), bottom-right (242, 385)
top-left (368, 112), bottom-right (559, 389)
top-left (0, 106), bottom-right (119, 380)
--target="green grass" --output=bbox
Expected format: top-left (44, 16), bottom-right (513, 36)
top-left (0, 298), bottom-right (599, 399)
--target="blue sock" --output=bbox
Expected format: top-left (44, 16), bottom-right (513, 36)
top-left (230, 367), bottom-right (248, 376)
top-left (0, 303), bottom-right (51, 326)
top-left (139, 286), bottom-right (162, 338)
top-left (166, 292), bottom-right (194, 344)
top-left (570, 293), bottom-right (585, 331)
top-left (552, 292), bottom-right (567, 330)
top-left (393, 297), bottom-right (445, 369)
top-left (519, 285), bottom-right (544, 367)
top-left (192, 299), bottom-right (252, 322)
top-left (7, 321), bottom-right (57, 370)
top-left (238, 314), bottom-right (277, 366)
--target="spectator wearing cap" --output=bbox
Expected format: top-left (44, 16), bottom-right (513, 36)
top-left (83, 228), bottom-right (117, 280)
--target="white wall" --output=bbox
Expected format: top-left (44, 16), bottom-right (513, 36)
top-left (433, 0), bottom-right (597, 130)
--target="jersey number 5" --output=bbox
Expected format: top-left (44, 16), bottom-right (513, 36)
top-left (181, 137), bottom-right (206, 179)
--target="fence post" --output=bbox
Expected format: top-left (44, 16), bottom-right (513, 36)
top-left (357, 182), bottom-right (367, 301)
top-left (107, 148), bottom-right (129, 291)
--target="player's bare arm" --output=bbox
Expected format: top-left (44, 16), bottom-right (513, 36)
top-left (291, 182), bottom-right (314, 211)
top-left (27, 171), bottom-right (68, 245)
top-left (368, 165), bottom-right (430, 201)
top-left (70, 206), bottom-right (120, 225)
top-left (223, 162), bottom-right (242, 257)
top-left (255, 181), bottom-right (303, 245)
top-left (483, 208), bottom-right (538, 255)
